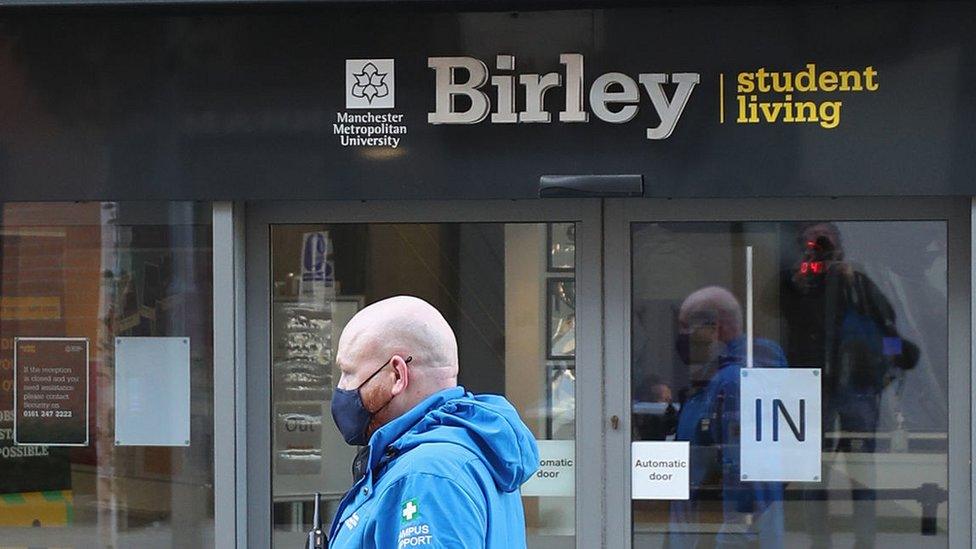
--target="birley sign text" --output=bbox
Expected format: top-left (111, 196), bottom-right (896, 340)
top-left (427, 54), bottom-right (700, 140)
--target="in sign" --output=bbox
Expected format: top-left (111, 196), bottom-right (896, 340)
top-left (740, 368), bottom-right (822, 482)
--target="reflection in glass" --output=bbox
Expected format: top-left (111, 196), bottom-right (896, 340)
top-left (669, 286), bottom-right (786, 545)
top-left (547, 366), bottom-right (575, 439)
top-left (548, 222), bottom-right (576, 272)
top-left (548, 278), bottom-right (576, 360)
top-left (270, 223), bottom-right (575, 548)
top-left (631, 221), bottom-right (947, 548)
top-left (0, 202), bottom-right (215, 547)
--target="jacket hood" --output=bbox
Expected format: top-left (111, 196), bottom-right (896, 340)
top-left (369, 387), bottom-right (539, 493)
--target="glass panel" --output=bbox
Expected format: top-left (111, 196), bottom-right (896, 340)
top-left (0, 202), bottom-right (214, 547)
top-left (270, 223), bottom-right (575, 548)
top-left (630, 221), bottom-right (948, 547)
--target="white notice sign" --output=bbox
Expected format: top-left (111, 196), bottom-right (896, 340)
top-left (115, 337), bottom-right (191, 447)
top-left (631, 441), bottom-right (689, 500)
top-left (520, 440), bottom-right (574, 497)
top-left (740, 368), bottom-right (822, 482)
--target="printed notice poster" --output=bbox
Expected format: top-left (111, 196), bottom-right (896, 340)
top-left (14, 337), bottom-right (89, 446)
top-left (632, 441), bottom-right (690, 500)
top-left (521, 440), bottom-right (575, 497)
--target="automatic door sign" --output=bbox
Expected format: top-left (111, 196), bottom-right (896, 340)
top-left (521, 440), bottom-right (574, 497)
top-left (14, 338), bottom-right (89, 446)
top-left (740, 368), bottom-right (822, 482)
top-left (631, 441), bottom-right (690, 500)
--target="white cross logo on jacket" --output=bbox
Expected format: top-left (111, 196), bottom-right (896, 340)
top-left (402, 501), bottom-right (418, 521)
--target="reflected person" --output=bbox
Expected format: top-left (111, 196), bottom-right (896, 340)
top-left (670, 286), bottom-right (786, 548)
top-left (327, 296), bottom-right (539, 548)
top-left (632, 382), bottom-right (678, 441)
top-left (780, 222), bottom-right (918, 443)
top-left (779, 223), bottom-right (918, 548)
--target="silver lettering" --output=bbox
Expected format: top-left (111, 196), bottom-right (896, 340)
top-left (589, 72), bottom-right (640, 123)
top-left (491, 55), bottom-right (518, 123)
top-left (519, 72), bottom-right (562, 123)
top-left (558, 53), bottom-right (588, 122)
top-left (427, 53), bottom-right (699, 140)
top-left (639, 72), bottom-right (700, 140)
top-left (428, 57), bottom-right (491, 124)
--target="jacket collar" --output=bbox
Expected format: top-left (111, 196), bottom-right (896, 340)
top-left (331, 386), bottom-right (468, 538)
top-left (364, 386), bottom-right (466, 472)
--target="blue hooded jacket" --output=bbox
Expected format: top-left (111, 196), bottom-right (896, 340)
top-left (671, 336), bottom-right (787, 547)
top-left (328, 386), bottom-right (539, 548)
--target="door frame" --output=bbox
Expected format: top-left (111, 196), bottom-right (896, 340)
top-left (603, 197), bottom-right (972, 548)
top-left (243, 199), bottom-right (604, 548)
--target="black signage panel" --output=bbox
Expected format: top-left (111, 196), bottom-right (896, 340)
top-left (0, 322), bottom-right (73, 493)
top-left (0, 2), bottom-right (974, 200)
top-left (14, 338), bottom-right (89, 446)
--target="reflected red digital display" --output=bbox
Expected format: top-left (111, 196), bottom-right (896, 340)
top-left (800, 261), bottom-right (825, 275)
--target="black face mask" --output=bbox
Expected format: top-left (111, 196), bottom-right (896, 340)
top-left (330, 356), bottom-right (412, 446)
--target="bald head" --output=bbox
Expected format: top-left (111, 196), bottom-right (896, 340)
top-left (679, 286), bottom-right (743, 342)
top-left (338, 295), bottom-right (459, 379)
top-left (335, 296), bottom-right (459, 431)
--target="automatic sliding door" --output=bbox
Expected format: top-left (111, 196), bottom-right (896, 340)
top-left (247, 201), bottom-right (602, 549)
top-left (605, 199), bottom-right (969, 548)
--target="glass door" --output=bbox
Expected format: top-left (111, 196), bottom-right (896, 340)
top-left (604, 198), bottom-right (971, 548)
top-left (245, 200), bottom-right (603, 548)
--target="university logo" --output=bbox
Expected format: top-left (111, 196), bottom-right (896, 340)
top-left (346, 59), bottom-right (395, 109)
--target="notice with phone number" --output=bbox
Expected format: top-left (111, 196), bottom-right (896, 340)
top-left (14, 338), bottom-right (89, 446)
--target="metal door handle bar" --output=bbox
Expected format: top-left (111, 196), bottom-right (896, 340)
top-left (538, 174), bottom-right (643, 197)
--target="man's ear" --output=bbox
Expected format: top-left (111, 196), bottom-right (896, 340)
top-left (390, 355), bottom-right (410, 395)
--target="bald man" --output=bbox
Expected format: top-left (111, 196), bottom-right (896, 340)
top-left (670, 286), bottom-right (786, 547)
top-left (327, 296), bottom-right (539, 548)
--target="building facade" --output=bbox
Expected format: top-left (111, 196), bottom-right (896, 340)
top-left (0, 1), bottom-right (973, 547)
